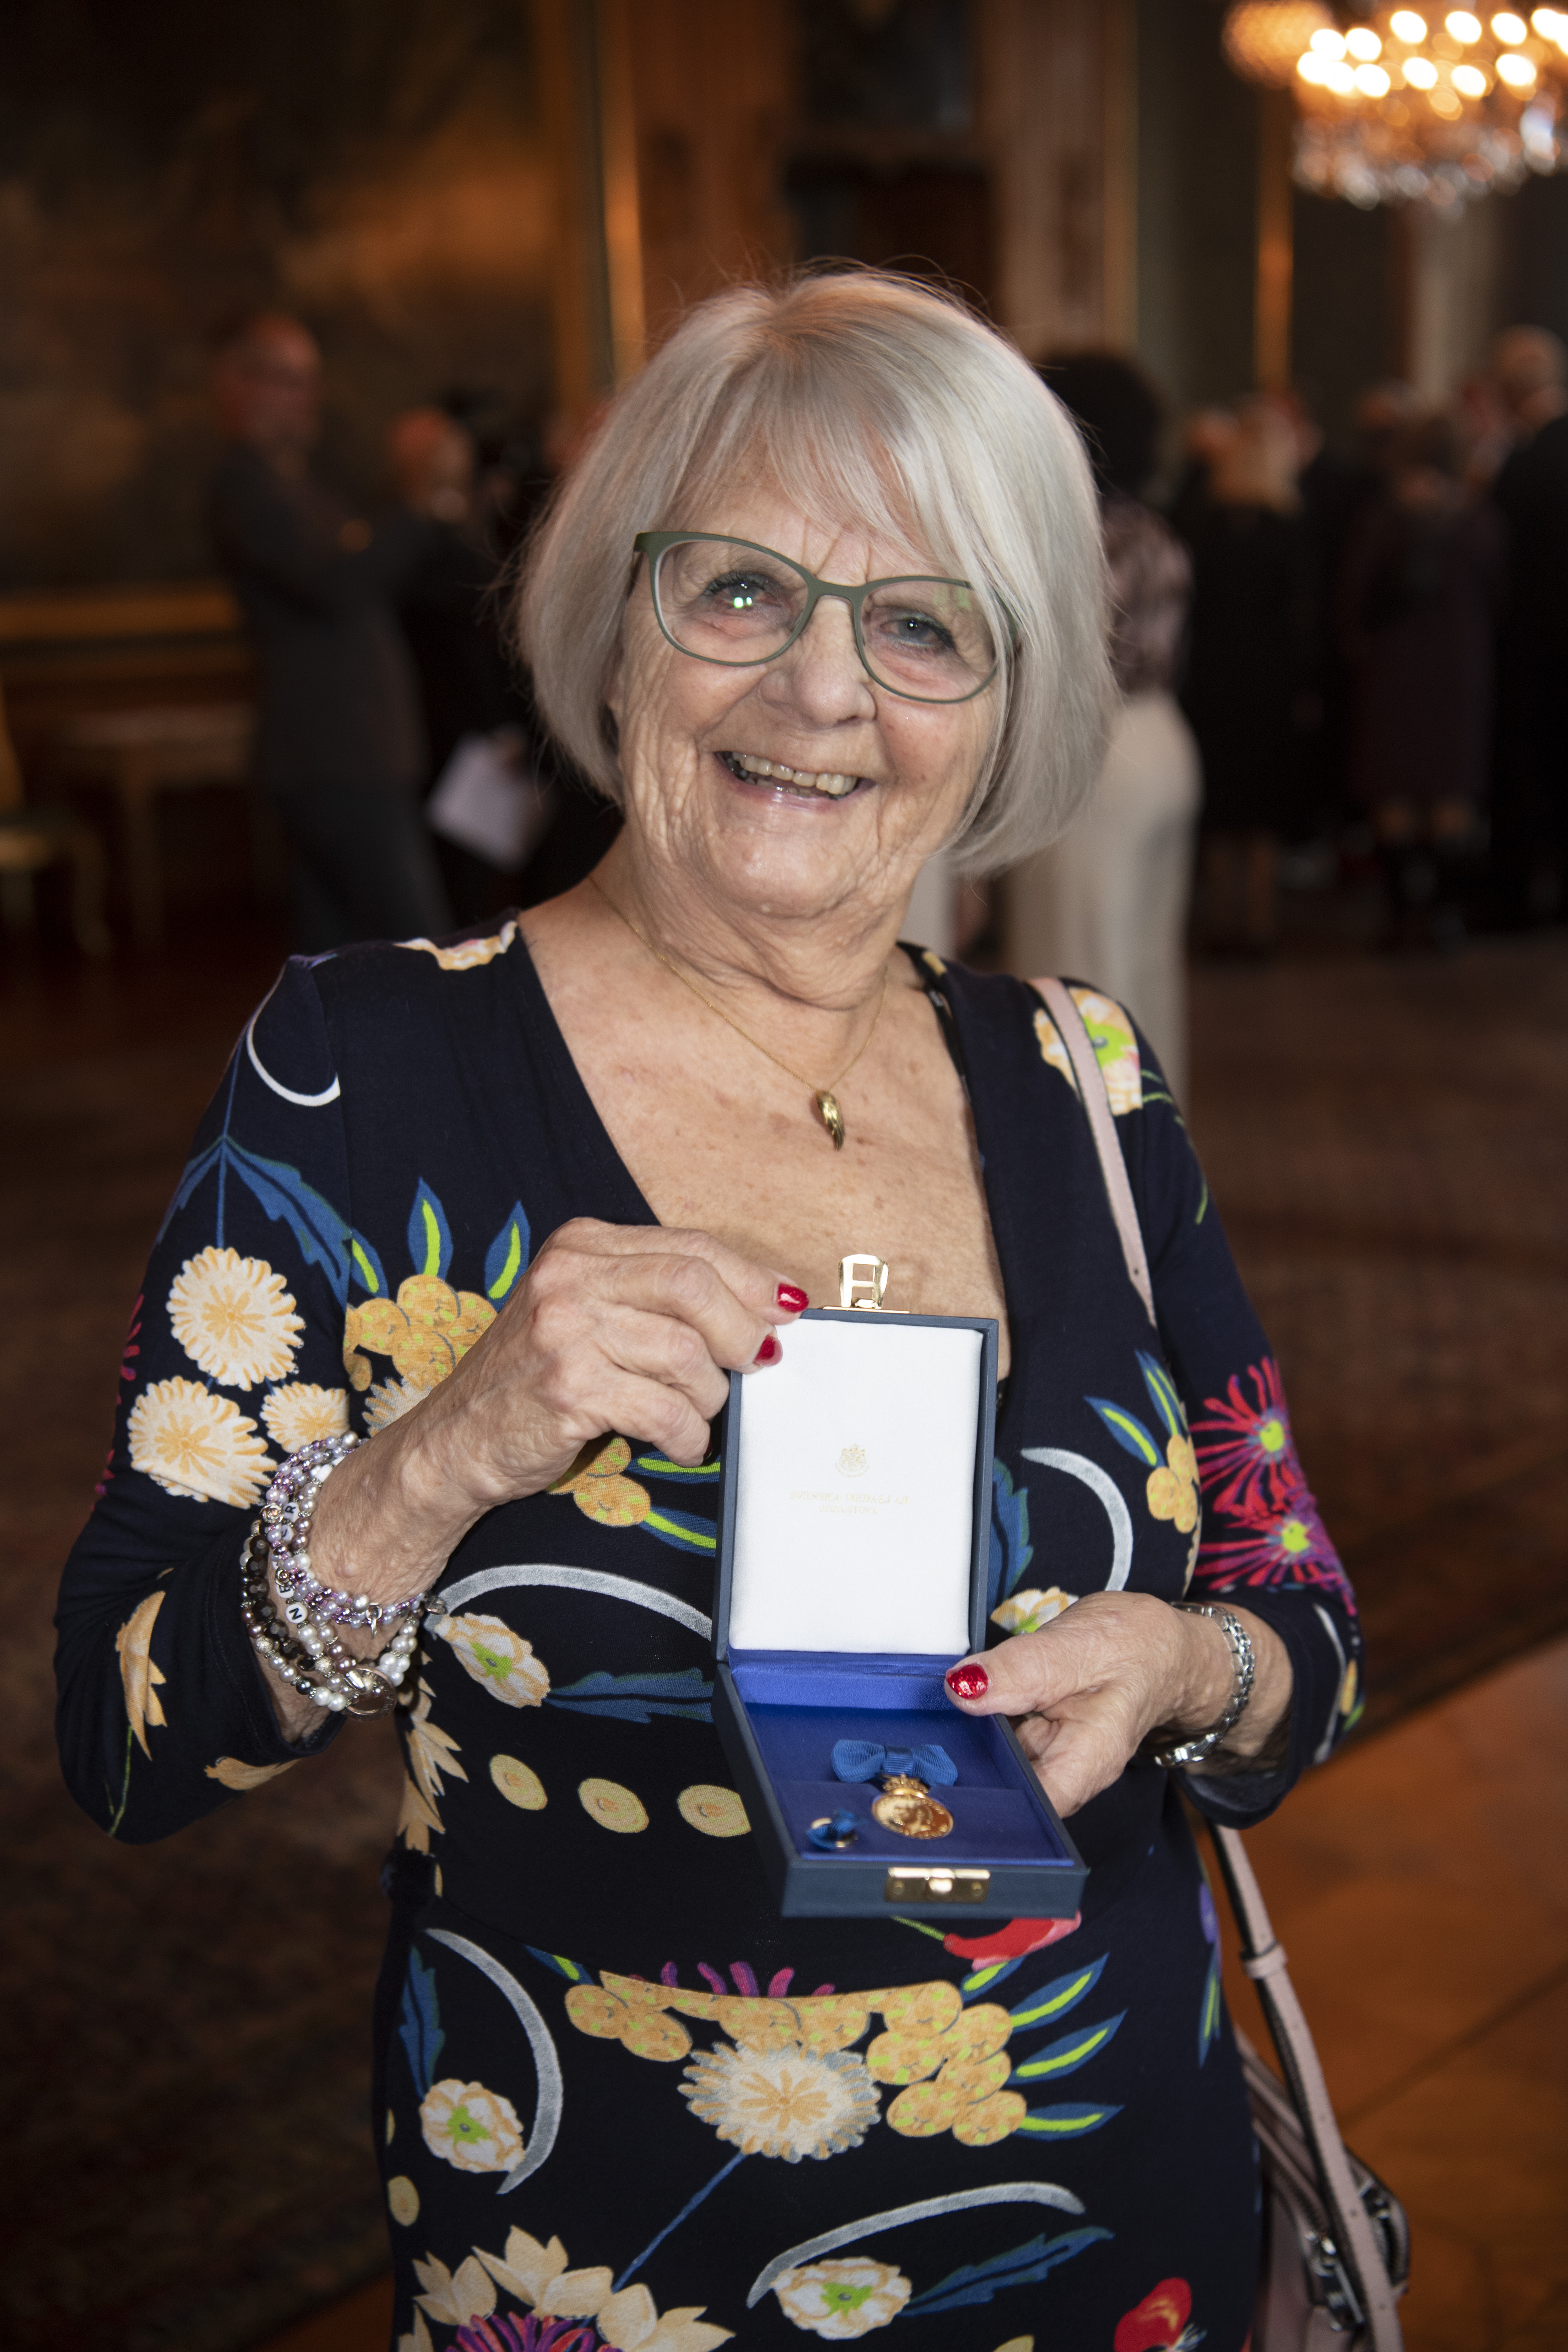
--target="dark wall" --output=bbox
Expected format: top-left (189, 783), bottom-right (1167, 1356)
top-left (1135, 0), bottom-right (1258, 415)
top-left (1291, 190), bottom-right (1400, 438)
top-left (1503, 170), bottom-right (1568, 344)
top-left (0, 0), bottom-right (554, 589)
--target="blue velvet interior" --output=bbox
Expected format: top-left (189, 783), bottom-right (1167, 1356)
top-left (730, 1651), bottom-right (956, 1710)
top-left (743, 1699), bottom-right (1073, 1869)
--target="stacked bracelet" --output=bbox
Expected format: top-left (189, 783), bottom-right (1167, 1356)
top-left (241, 1523), bottom-right (419, 1715)
top-left (242, 1434), bottom-right (429, 1717)
top-left (1148, 1602), bottom-right (1257, 1768)
top-left (261, 1434), bottom-right (428, 1632)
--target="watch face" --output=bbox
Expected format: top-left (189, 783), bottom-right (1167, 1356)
top-left (872, 1777), bottom-right (954, 1839)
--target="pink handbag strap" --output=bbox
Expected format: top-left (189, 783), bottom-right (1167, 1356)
top-left (1032, 973), bottom-right (1404, 2349)
top-left (1032, 979), bottom-right (1157, 1327)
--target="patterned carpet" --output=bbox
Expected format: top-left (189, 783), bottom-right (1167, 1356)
top-left (3, 918), bottom-right (1565, 2350)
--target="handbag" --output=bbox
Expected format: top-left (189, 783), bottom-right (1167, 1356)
top-left (1032, 977), bottom-right (1410, 2349)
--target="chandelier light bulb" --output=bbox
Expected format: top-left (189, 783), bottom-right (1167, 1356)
top-left (1403, 51), bottom-right (1442, 79)
top-left (1311, 24), bottom-right (1349, 54)
top-left (1445, 9), bottom-right (1483, 35)
top-left (1491, 9), bottom-right (1528, 33)
top-left (1528, 5), bottom-right (1561, 27)
top-left (1298, 49), bottom-right (1329, 78)
top-left (1496, 45), bottom-right (1538, 74)
top-left (1346, 25), bottom-right (1384, 54)
top-left (1451, 57), bottom-right (1490, 87)
top-left (1390, 8), bottom-right (1429, 32)
top-left (1324, 56), bottom-right (1358, 88)
top-left (1354, 59), bottom-right (1393, 88)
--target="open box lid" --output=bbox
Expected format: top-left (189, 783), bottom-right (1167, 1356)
top-left (714, 1307), bottom-right (999, 1665)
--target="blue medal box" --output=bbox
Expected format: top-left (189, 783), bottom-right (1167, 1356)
top-left (711, 1304), bottom-right (1087, 1920)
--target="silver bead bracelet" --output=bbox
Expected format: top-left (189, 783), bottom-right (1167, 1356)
top-left (241, 1520), bottom-right (420, 1717)
top-left (1148, 1601), bottom-right (1257, 1768)
top-left (260, 1432), bottom-right (430, 1633)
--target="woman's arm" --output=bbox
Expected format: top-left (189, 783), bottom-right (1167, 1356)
top-left (946, 1000), bottom-right (1360, 1820)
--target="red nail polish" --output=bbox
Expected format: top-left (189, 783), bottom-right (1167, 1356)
top-left (946, 1663), bottom-right (989, 1701)
top-left (754, 1334), bottom-right (781, 1366)
top-left (776, 1283), bottom-right (809, 1313)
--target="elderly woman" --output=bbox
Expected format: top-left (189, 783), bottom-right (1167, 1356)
top-left (57, 275), bottom-right (1361, 2352)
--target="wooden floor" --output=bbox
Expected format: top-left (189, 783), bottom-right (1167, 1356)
top-left (257, 1635), bottom-right (1568, 2352)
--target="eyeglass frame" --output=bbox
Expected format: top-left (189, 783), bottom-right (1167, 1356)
top-left (631, 529), bottom-right (1004, 706)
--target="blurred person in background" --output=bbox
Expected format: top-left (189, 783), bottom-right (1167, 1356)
top-left (1489, 326), bottom-right (1568, 927)
top-left (1338, 412), bottom-right (1506, 952)
top-left (1010, 352), bottom-right (1200, 1099)
top-left (1177, 397), bottom-right (1314, 957)
top-left (209, 313), bottom-right (455, 951)
top-left (395, 401), bottom-right (622, 923)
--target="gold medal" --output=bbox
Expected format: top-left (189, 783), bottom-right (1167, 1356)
top-left (871, 1773), bottom-right (954, 1840)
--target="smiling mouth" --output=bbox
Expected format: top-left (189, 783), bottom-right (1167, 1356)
top-left (721, 750), bottom-right (867, 800)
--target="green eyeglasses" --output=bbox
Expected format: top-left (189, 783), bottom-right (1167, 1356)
top-left (633, 531), bottom-right (1001, 705)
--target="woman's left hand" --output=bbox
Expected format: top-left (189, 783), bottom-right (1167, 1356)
top-left (942, 1592), bottom-right (1293, 1817)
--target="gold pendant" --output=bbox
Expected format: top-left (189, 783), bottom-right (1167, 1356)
top-left (815, 1090), bottom-right (846, 1149)
top-left (871, 1774), bottom-right (954, 1840)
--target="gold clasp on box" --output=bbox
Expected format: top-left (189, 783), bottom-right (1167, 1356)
top-left (883, 1865), bottom-right (990, 1903)
top-left (839, 1253), bottom-right (890, 1311)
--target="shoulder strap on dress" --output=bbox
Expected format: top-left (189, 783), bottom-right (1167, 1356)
top-left (1032, 976), bottom-right (1156, 1328)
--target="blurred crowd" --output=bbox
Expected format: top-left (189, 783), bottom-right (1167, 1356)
top-left (1014, 325), bottom-right (1568, 1097)
top-left (208, 312), bottom-right (615, 956)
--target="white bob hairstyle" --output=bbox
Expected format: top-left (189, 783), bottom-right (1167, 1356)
top-left (520, 270), bottom-right (1111, 876)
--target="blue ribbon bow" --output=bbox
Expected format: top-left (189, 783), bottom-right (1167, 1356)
top-left (831, 1739), bottom-right (958, 1786)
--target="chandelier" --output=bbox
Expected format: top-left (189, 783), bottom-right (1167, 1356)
top-left (1224, 4), bottom-right (1568, 207)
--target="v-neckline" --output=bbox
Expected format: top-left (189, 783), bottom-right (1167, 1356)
top-left (508, 924), bottom-right (1020, 1418)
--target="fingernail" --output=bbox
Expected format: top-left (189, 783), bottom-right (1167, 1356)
top-left (776, 1283), bottom-right (809, 1313)
top-left (946, 1663), bottom-right (989, 1701)
top-left (754, 1334), bottom-right (781, 1366)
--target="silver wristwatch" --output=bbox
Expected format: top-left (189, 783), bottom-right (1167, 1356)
top-left (1150, 1603), bottom-right (1256, 1768)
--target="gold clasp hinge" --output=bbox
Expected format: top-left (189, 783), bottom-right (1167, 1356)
top-left (883, 1865), bottom-right (990, 1903)
top-left (839, 1253), bottom-right (890, 1311)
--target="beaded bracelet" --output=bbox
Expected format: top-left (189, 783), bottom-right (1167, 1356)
top-left (260, 1433), bottom-right (430, 1633)
top-left (1148, 1602), bottom-right (1257, 1768)
top-left (240, 1522), bottom-right (420, 1717)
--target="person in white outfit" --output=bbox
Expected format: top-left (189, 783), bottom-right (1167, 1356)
top-left (1007, 355), bottom-right (1200, 1101)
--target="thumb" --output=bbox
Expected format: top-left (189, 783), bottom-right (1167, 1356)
top-left (943, 1629), bottom-right (1071, 1720)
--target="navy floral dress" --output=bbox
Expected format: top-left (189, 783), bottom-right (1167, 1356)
top-left (56, 920), bottom-right (1363, 2352)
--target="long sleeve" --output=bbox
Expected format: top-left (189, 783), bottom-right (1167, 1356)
top-left (54, 959), bottom-right (359, 1842)
top-left (1119, 1029), bottom-right (1363, 1823)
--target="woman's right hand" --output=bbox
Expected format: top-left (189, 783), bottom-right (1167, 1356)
top-left (305, 1219), bottom-right (806, 1614)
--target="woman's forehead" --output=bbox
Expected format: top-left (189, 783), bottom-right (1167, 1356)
top-left (673, 462), bottom-right (939, 577)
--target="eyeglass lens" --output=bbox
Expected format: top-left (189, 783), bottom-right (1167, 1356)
top-left (651, 538), bottom-right (996, 701)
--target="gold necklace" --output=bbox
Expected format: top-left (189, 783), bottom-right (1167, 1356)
top-left (590, 876), bottom-right (888, 1149)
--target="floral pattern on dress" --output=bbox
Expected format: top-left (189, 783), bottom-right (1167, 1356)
top-left (419, 2078), bottom-right (525, 2174)
top-left (1113, 2278), bottom-right (1205, 2352)
top-left (430, 1613), bottom-right (551, 1707)
top-left (549, 1954), bottom-right (1123, 2150)
top-left (774, 2259), bottom-right (911, 2338)
top-left (127, 1376), bottom-right (273, 1507)
top-left (115, 1591), bottom-right (168, 1754)
top-left (401, 919), bottom-right (518, 972)
top-left (167, 1244), bottom-right (305, 1387)
top-left (400, 1680), bottom-right (468, 1851)
top-left (410, 2226), bottom-right (730, 2352)
top-left (1191, 1356), bottom-right (1354, 1607)
top-left (990, 1586), bottom-right (1076, 1635)
top-left (343, 1274), bottom-right (496, 1394)
top-left (1033, 988), bottom-right (1143, 1115)
top-left (260, 1380), bottom-right (351, 1451)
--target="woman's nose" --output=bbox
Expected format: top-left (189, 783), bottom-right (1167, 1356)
top-left (760, 593), bottom-right (877, 724)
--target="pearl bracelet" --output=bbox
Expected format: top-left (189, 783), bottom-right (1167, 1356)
top-left (241, 1522), bottom-right (420, 1716)
top-left (1148, 1602), bottom-right (1257, 1768)
top-left (260, 1433), bottom-right (430, 1633)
